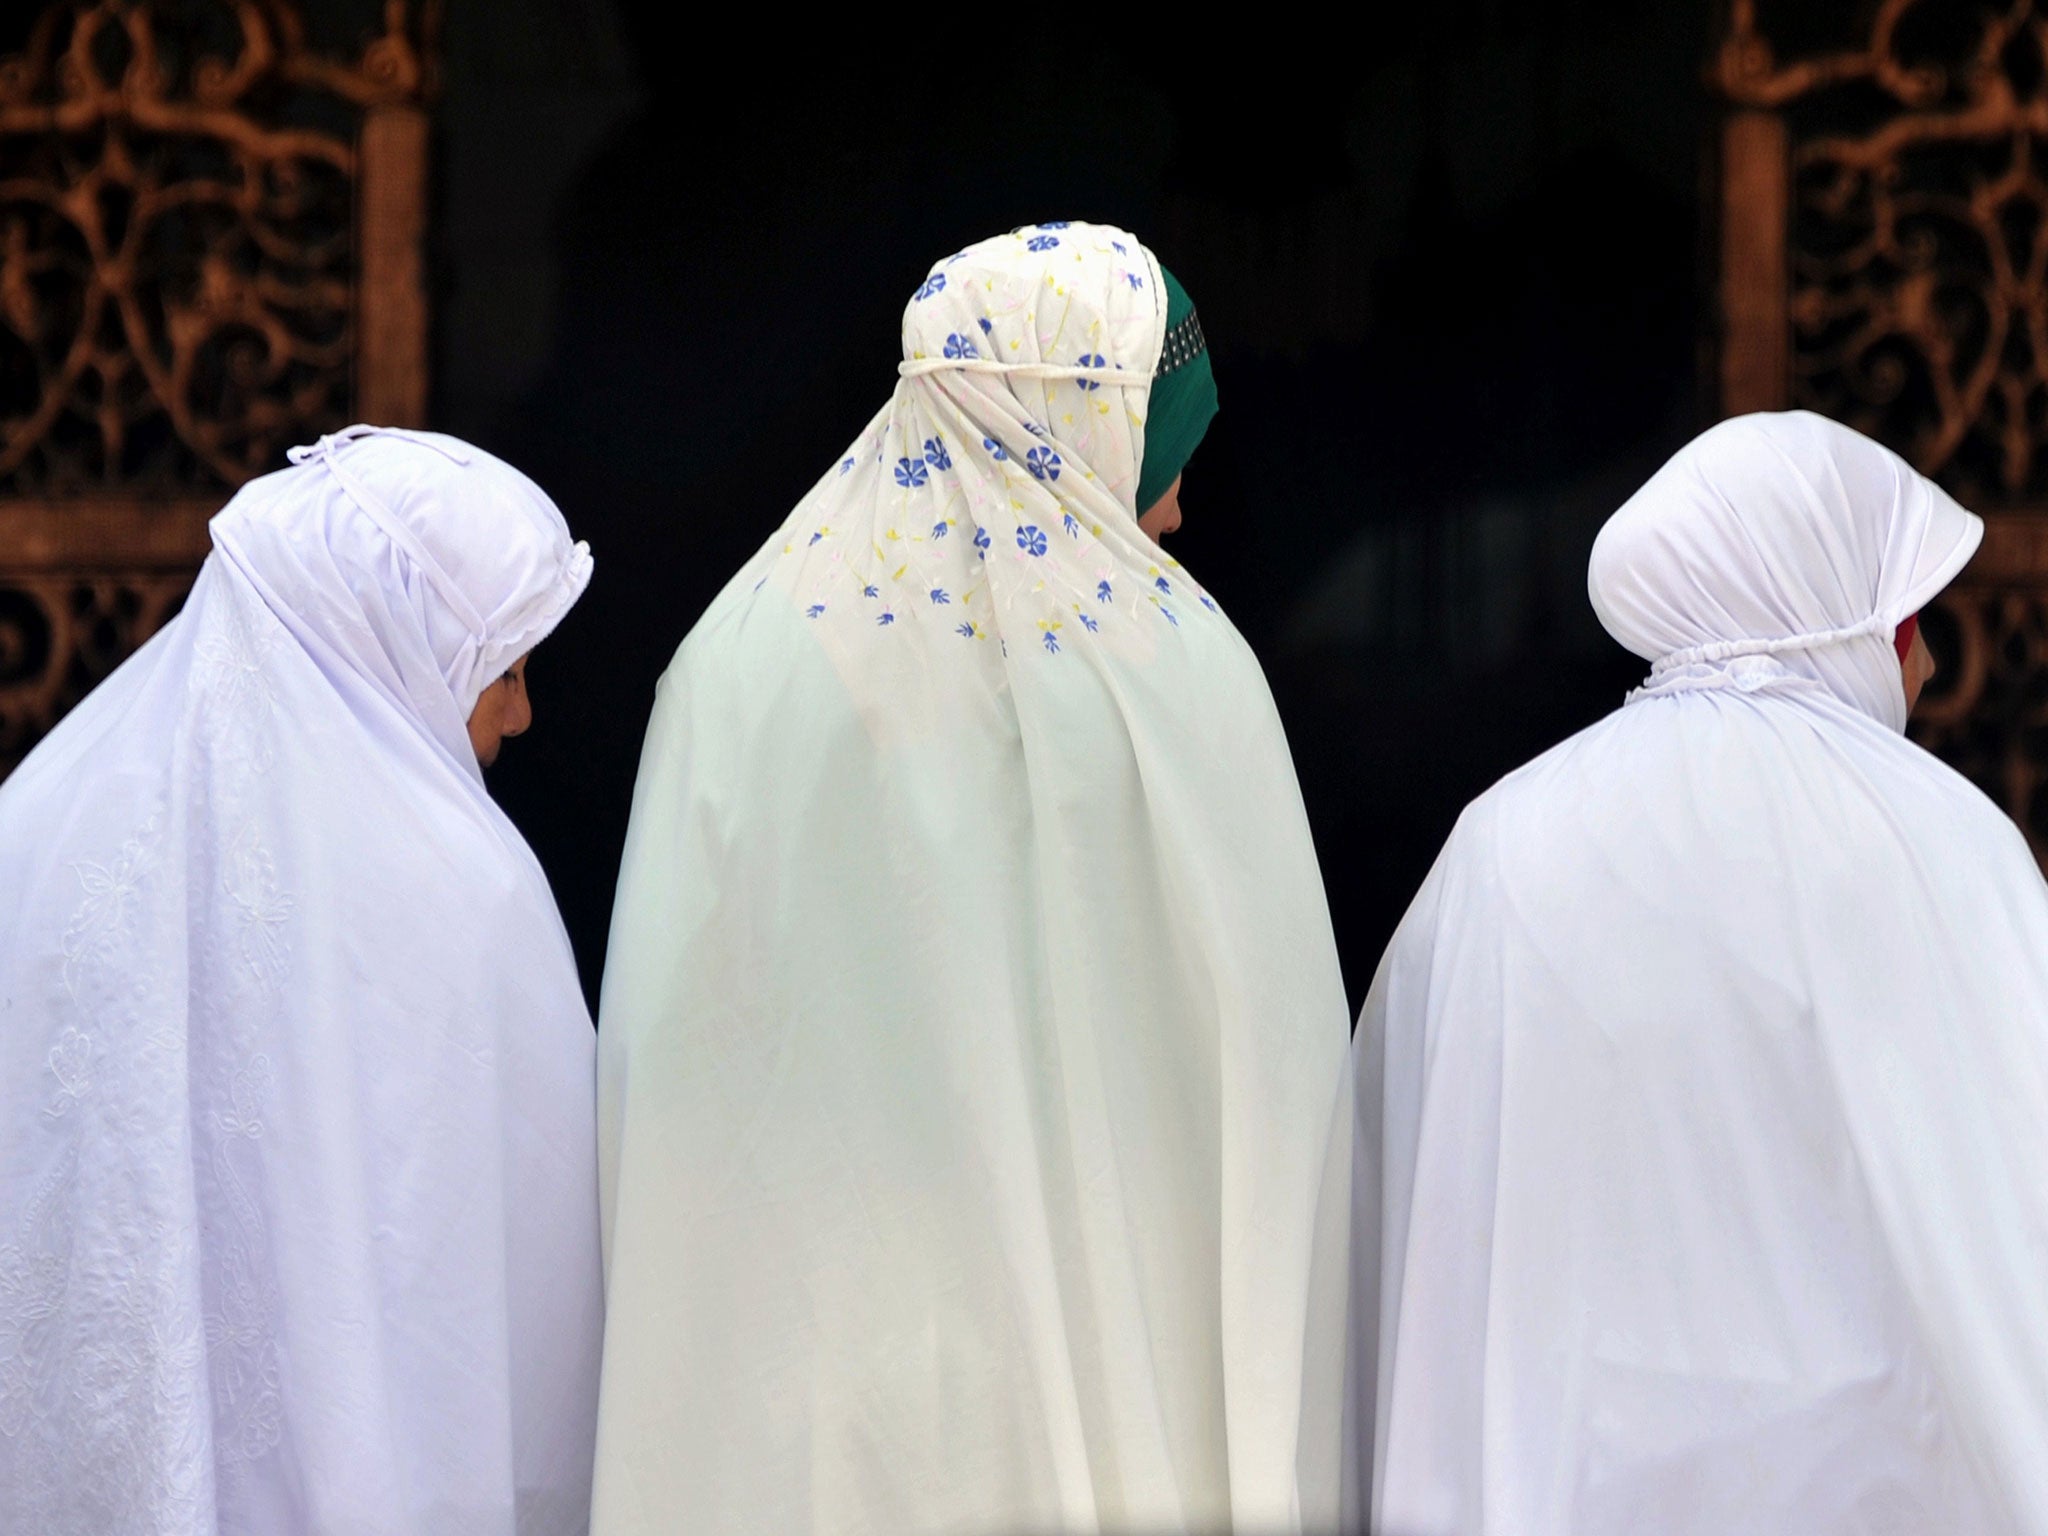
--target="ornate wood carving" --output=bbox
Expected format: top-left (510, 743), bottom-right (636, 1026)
top-left (1716, 0), bottom-right (2048, 850)
top-left (1907, 514), bottom-right (2048, 859)
top-left (0, 0), bottom-right (432, 772)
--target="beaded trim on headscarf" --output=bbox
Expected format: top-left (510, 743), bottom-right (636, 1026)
top-left (1157, 308), bottom-right (1208, 378)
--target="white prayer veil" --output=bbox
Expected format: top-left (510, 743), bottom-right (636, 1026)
top-left (1343, 412), bottom-right (2048, 1535)
top-left (0, 427), bottom-right (602, 1536)
top-left (1589, 409), bottom-right (1980, 730)
top-left (595, 223), bottom-right (1353, 1535)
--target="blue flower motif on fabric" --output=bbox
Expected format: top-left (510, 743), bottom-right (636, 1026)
top-left (1155, 575), bottom-right (1171, 593)
top-left (809, 531), bottom-right (824, 546)
top-left (806, 604), bottom-right (826, 618)
top-left (923, 437), bottom-right (951, 470)
top-left (1062, 513), bottom-right (1081, 538)
top-left (1201, 595), bottom-right (1218, 611)
top-left (982, 437), bottom-right (1007, 460)
top-left (914, 272), bottom-right (946, 301)
top-left (1022, 422), bottom-right (1047, 438)
top-left (1112, 240), bottom-right (1128, 254)
top-left (1017, 525), bottom-right (1049, 557)
top-left (1040, 621), bottom-right (1063, 654)
top-left (1039, 220), bottom-right (1071, 229)
top-left (863, 583), bottom-right (879, 598)
top-left (1160, 606), bottom-right (1179, 626)
top-left (877, 611), bottom-right (896, 626)
top-left (1076, 353), bottom-right (1106, 391)
top-left (929, 588), bottom-right (950, 605)
top-left (1097, 579), bottom-right (1113, 603)
top-left (1126, 272), bottom-right (1143, 289)
top-left (978, 317), bottom-right (993, 334)
top-left (1078, 611), bottom-right (1099, 632)
top-left (894, 457), bottom-right (929, 488)
top-left (840, 457), bottom-right (855, 473)
top-left (943, 333), bottom-right (978, 360)
top-left (957, 621), bottom-right (980, 639)
top-left (974, 526), bottom-right (991, 557)
top-left (932, 520), bottom-right (950, 539)
top-left (1025, 447), bottom-right (1061, 481)
top-left (1027, 235), bottom-right (1060, 251)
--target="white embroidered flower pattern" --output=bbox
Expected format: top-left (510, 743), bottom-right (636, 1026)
top-left (2, 574), bottom-right (298, 1522)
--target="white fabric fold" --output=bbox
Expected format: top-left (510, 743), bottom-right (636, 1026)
top-left (1339, 410), bottom-right (2048, 1535)
top-left (0, 429), bottom-right (604, 1535)
top-left (1589, 410), bottom-right (1981, 728)
top-left (593, 222), bottom-right (1353, 1535)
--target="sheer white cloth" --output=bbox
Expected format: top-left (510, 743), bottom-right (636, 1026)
top-left (594, 223), bottom-right (1353, 1535)
top-left (0, 427), bottom-right (604, 1536)
top-left (1344, 410), bottom-right (2048, 1534)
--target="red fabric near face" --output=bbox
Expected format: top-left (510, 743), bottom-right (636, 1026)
top-left (1895, 612), bottom-right (1919, 663)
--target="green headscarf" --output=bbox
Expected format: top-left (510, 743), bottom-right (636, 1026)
top-left (1135, 263), bottom-right (1218, 514)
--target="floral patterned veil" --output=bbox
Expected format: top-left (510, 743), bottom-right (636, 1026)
top-left (594, 223), bottom-right (1356, 1533)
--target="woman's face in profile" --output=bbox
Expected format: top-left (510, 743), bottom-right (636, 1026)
top-left (468, 652), bottom-right (533, 766)
top-left (1902, 624), bottom-right (1936, 716)
top-left (1140, 473), bottom-right (1183, 540)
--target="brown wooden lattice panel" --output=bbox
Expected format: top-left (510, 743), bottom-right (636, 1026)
top-left (0, 0), bottom-right (432, 773)
top-left (1716, 0), bottom-right (2048, 851)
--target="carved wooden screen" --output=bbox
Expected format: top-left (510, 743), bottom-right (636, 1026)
top-left (0, 0), bottom-right (431, 774)
top-left (1716, 0), bottom-right (2048, 855)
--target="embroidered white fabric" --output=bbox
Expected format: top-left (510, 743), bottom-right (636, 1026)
top-left (593, 223), bottom-right (1354, 1534)
top-left (1335, 411), bottom-right (2048, 1533)
top-left (0, 428), bottom-right (603, 1536)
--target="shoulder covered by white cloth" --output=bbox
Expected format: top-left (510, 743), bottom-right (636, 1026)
top-left (1343, 410), bottom-right (2048, 1535)
top-left (0, 425), bottom-right (603, 1536)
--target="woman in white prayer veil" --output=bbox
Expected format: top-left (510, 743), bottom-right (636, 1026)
top-left (0, 427), bottom-right (604, 1536)
top-left (594, 222), bottom-right (1354, 1535)
top-left (1343, 409), bottom-right (2048, 1535)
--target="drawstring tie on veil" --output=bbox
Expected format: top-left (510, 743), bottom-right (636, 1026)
top-left (1647, 611), bottom-right (1894, 674)
top-left (1630, 611), bottom-right (1909, 704)
top-left (897, 358), bottom-right (1131, 385)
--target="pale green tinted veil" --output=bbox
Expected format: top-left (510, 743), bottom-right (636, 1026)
top-left (593, 223), bottom-right (1353, 1533)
